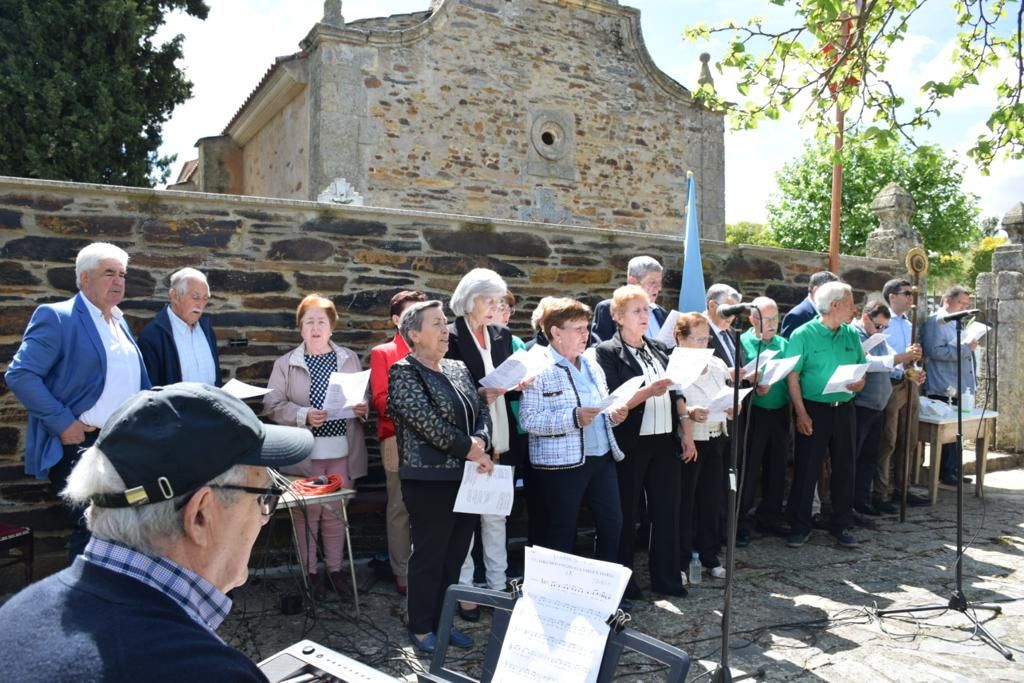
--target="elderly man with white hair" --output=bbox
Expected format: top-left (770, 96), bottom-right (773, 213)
top-left (138, 267), bottom-right (222, 387)
top-left (782, 281), bottom-right (867, 549)
top-left (592, 256), bottom-right (667, 341)
top-left (0, 383), bottom-right (313, 681)
top-left (6, 242), bottom-right (151, 560)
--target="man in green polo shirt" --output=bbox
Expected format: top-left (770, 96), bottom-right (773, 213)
top-left (784, 282), bottom-right (867, 549)
top-left (736, 297), bottom-right (791, 547)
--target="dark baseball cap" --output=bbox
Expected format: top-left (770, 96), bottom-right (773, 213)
top-left (89, 383), bottom-right (313, 508)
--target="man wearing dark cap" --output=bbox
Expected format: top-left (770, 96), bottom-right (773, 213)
top-left (0, 383), bottom-right (313, 682)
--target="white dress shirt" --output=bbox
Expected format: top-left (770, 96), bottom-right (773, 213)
top-left (168, 309), bottom-right (217, 385)
top-left (78, 297), bottom-right (143, 428)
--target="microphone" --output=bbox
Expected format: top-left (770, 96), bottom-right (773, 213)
top-left (718, 303), bottom-right (755, 317)
top-left (939, 309), bottom-right (980, 323)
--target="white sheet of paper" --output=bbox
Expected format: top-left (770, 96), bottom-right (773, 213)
top-left (453, 462), bottom-right (514, 516)
top-left (480, 348), bottom-right (553, 390)
top-left (220, 378), bottom-right (271, 400)
top-left (664, 347), bottom-right (714, 391)
top-left (963, 321), bottom-right (989, 345)
top-left (655, 310), bottom-right (682, 348)
top-left (706, 386), bottom-right (753, 422)
top-left (741, 348), bottom-right (778, 376)
top-left (861, 333), bottom-right (888, 353)
top-left (589, 375), bottom-right (645, 413)
top-left (866, 355), bottom-right (894, 373)
top-left (757, 355), bottom-right (800, 387)
top-left (491, 547), bottom-right (631, 683)
top-left (823, 363), bottom-right (870, 394)
top-left (323, 369), bottom-right (370, 420)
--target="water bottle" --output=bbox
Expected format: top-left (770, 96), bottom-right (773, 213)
top-left (689, 552), bottom-right (702, 585)
top-left (961, 389), bottom-right (974, 414)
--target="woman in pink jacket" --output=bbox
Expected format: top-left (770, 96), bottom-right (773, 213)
top-left (264, 294), bottom-right (369, 595)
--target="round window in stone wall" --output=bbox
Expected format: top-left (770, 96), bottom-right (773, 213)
top-left (531, 116), bottom-right (569, 161)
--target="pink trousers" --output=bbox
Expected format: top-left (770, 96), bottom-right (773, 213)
top-left (291, 457), bottom-right (350, 574)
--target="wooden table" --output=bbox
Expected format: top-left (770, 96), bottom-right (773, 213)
top-left (279, 486), bottom-right (360, 616)
top-left (915, 410), bottom-right (998, 504)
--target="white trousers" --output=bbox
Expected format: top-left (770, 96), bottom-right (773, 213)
top-left (458, 513), bottom-right (508, 591)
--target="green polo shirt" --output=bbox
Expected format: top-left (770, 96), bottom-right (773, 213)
top-left (739, 329), bottom-right (790, 410)
top-left (783, 318), bottom-right (867, 404)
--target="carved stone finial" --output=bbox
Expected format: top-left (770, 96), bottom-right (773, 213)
top-left (865, 182), bottom-right (923, 259)
top-left (323, 0), bottom-right (344, 27)
top-left (698, 52), bottom-right (714, 87)
top-left (1001, 201), bottom-right (1024, 245)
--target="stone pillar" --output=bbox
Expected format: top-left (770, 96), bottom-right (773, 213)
top-left (195, 135), bottom-right (243, 194)
top-left (866, 182), bottom-right (925, 318)
top-left (977, 202), bottom-right (1024, 452)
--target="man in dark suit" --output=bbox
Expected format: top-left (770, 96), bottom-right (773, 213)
top-left (592, 256), bottom-right (668, 341)
top-left (704, 283), bottom-right (746, 371)
top-left (6, 242), bottom-right (151, 559)
top-left (780, 271), bottom-right (839, 339)
top-left (138, 268), bottom-right (221, 387)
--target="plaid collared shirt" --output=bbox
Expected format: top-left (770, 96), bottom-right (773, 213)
top-left (82, 537), bottom-right (232, 637)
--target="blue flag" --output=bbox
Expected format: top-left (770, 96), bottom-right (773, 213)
top-left (678, 173), bottom-right (706, 312)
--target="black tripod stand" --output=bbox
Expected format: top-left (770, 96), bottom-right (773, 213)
top-left (876, 313), bottom-right (1013, 660)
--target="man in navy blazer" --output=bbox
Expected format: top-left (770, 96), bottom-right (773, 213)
top-left (5, 242), bottom-right (151, 559)
top-left (592, 256), bottom-right (668, 341)
top-left (138, 268), bottom-right (222, 387)
top-left (780, 271), bottom-right (839, 339)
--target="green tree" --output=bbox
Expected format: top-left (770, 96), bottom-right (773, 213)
top-left (0, 0), bottom-right (209, 186)
top-left (766, 136), bottom-right (981, 255)
top-left (725, 221), bottom-right (780, 247)
top-left (685, 0), bottom-right (1023, 171)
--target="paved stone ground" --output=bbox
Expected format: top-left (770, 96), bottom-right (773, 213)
top-left (222, 462), bottom-right (1023, 682)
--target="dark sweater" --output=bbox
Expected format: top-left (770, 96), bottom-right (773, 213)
top-left (137, 305), bottom-right (222, 387)
top-left (0, 558), bottom-right (267, 682)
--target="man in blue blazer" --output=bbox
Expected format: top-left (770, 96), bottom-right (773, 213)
top-left (592, 256), bottom-right (668, 341)
top-left (780, 270), bottom-right (839, 339)
top-left (138, 267), bottom-right (222, 387)
top-left (5, 242), bottom-right (151, 559)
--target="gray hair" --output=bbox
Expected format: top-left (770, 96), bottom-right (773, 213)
top-left (626, 256), bottom-right (663, 281)
top-left (399, 300), bottom-right (444, 348)
top-left (449, 268), bottom-right (507, 317)
top-left (75, 242), bottom-right (129, 288)
top-left (814, 281), bottom-right (852, 314)
top-left (531, 296), bottom-right (557, 332)
top-left (63, 446), bottom-right (248, 556)
top-left (169, 267), bottom-right (209, 297)
top-left (706, 283), bottom-right (741, 306)
top-left (750, 296), bottom-right (778, 316)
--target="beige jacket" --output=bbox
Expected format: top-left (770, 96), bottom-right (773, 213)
top-left (263, 341), bottom-right (369, 480)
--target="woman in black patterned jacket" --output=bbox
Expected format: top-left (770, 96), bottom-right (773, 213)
top-left (387, 300), bottom-right (492, 656)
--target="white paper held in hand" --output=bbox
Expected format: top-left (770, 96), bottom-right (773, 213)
top-left (322, 369), bottom-right (370, 420)
top-left (221, 378), bottom-right (271, 400)
top-left (664, 346), bottom-right (714, 390)
top-left (861, 333), bottom-right (888, 353)
top-left (479, 348), bottom-right (552, 390)
top-left (453, 462), bottom-right (514, 516)
top-left (706, 386), bottom-right (753, 422)
top-left (757, 354), bottom-right (800, 387)
top-left (589, 375), bottom-right (645, 413)
top-left (656, 310), bottom-right (682, 348)
top-left (823, 363), bottom-right (869, 395)
top-left (741, 348), bottom-right (778, 376)
top-left (962, 321), bottom-right (989, 345)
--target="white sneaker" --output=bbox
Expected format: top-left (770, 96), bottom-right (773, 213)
top-left (680, 571), bottom-right (689, 586)
top-left (710, 566), bottom-right (727, 579)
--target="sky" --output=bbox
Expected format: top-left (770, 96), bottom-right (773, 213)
top-left (156, 0), bottom-right (1023, 227)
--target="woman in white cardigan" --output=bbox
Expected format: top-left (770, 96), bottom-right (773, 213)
top-left (264, 294), bottom-right (368, 596)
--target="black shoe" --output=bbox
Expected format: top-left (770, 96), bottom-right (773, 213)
top-left (872, 498), bottom-right (898, 515)
top-left (735, 529), bottom-right (751, 548)
top-left (940, 474), bottom-right (972, 486)
top-left (833, 530), bottom-right (859, 548)
top-left (652, 584), bottom-right (688, 598)
top-left (787, 530), bottom-right (812, 548)
top-left (457, 603), bottom-right (481, 622)
top-left (851, 511), bottom-right (878, 530)
top-left (854, 503), bottom-right (881, 517)
top-left (756, 521), bottom-right (791, 537)
top-left (623, 580), bottom-right (644, 600)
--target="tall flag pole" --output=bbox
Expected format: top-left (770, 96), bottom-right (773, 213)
top-left (678, 171), bottom-right (706, 312)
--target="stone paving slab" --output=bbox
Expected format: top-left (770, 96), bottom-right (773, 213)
top-left (221, 468), bottom-right (1024, 681)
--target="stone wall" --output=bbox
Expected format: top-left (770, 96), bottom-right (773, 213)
top-left (220, 0), bottom-right (726, 238)
top-left (242, 88), bottom-right (310, 200)
top-left (0, 176), bottom-right (902, 577)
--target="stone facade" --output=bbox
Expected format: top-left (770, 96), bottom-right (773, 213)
top-left (195, 0), bottom-right (726, 239)
top-left (0, 176), bottom-right (902, 576)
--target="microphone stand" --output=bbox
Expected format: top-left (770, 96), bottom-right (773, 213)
top-left (876, 316), bottom-right (1012, 660)
top-left (712, 317), bottom-right (766, 683)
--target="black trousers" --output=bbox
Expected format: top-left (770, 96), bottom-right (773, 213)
top-left (927, 394), bottom-right (963, 479)
top-left (854, 406), bottom-right (885, 509)
top-left (49, 432), bottom-right (99, 562)
top-left (789, 401), bottom-right (856, 536)
top-left (680, 434), bottom-right (726, 568)
top-left (401, 479), bottom-right (477, 635)
top-left (738, 404), bottom-right (790, 532)
top-left (616, 433), bottom-right (682, 593)
top-left (535, 454), bottom-right (622, 563)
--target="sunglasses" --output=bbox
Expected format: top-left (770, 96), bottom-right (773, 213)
top-left (869, 318), bottom-right (889, 331)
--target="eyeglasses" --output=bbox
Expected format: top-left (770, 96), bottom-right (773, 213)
top-left (175, 483), bottom-right (284, 517)
top-left (869, 319), bottom-right (888, 330)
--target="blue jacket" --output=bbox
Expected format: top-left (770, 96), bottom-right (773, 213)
top-left (0, 558), bottom-right (267, 682)
top-left (5, 293), bottom-right (151, 478)
top-left (137, 306), bottom-right (222, 387)
top-left (780, 296), bottom-right (818, 339)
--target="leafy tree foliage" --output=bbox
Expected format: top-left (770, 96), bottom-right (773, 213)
top-left (685, 0), bottom-right (1023, 171)
top-left (0, 0), bottom-right (209, 186)
top-left (725, 221), bottom-right (780, 247)
top-left (766, 135), bottom-right (982, 255)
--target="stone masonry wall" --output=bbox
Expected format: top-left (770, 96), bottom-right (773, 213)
top-left (242, 88), bottom-right (310, 200)
top-left (258, 0), bottom-right (726, 237)
top-left (0, 176), bottom-right (901, 576)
